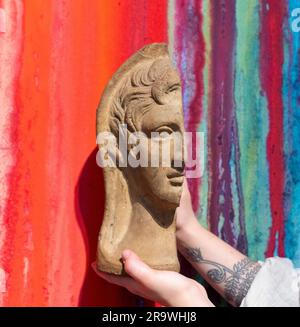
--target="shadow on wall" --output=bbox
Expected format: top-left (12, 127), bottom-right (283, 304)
top-left (74, 148), bottom-right (137, 306)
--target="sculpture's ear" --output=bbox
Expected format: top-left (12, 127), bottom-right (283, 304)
top-left (114, 128), bottom-right (147, 168)
top-left (114, 143), bottom-right (127, 168)
top-left (114, 129), bottom-right (146, 169)
top-left (96, 131), bottom-right (121, 169)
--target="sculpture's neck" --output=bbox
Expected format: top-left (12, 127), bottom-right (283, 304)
top-left (117, 199), bottom-right (178, 269)
top-left (132, 199), bottom-right (175, 230)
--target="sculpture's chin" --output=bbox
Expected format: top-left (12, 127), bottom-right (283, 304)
top-left (158, 185), bottom-right (183, 208)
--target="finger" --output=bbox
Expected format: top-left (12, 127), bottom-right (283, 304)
top-left (122, 250), bottom-right (158, 287)
top-left (91, 262), bottom-right (124, 284)
top-left (123, 251), bottom-right (193, 291)
top-left (91, 262), bottom-right (134, 288)
top-left (122, 250), bottom-right (196, 306)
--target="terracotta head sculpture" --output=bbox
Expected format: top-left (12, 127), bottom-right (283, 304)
top-left (96, 43), bottom-right (185, 275)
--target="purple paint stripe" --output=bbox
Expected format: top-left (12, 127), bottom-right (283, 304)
top-left (186, 0), bottom-right (205, 213)
top-left (174, 0), bottom-right (205, 213)
top-left (232, 115), bottom-right (248, 254)
top-left (209, 0), bottom-right (237, 246)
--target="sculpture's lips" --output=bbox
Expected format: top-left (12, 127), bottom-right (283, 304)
top-left (167, 172), bottom-right (184, 186)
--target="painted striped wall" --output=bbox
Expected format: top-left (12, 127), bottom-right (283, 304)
top-left (171, 0), bottom-right (300, 266)
top-left (0, 0), bottom-right (299, 306)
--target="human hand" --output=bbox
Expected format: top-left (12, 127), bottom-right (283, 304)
top-left (93, 249), bottom-right (214, 307)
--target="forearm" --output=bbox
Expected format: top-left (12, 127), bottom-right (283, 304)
top-left (176, 219), bottom-right (261, 306)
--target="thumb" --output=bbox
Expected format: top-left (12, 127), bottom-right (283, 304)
top-left (122, 249), bottom-right (156, 285)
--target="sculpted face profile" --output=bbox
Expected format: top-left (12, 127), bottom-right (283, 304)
top-left (96, 43), bottom-right (185, 275)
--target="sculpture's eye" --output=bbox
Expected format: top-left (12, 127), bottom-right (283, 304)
top-left (151, 126), bottom-right (174, 141)
top-left (166, 83), bottom-right (181, 94)
top-left (155, 126), bottom-right (173, 135)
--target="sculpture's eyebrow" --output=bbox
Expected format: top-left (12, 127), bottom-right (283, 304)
top-left (123, 90), bottom-right (152, 106)
top-left (166, 82), bottom-right (181, 92)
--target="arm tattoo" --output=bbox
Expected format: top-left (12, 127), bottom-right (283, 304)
top-left (184, 247), bottom-right (261, 306)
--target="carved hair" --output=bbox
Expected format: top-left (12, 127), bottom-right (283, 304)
top-left (109, 58), bottom-right (177, 137)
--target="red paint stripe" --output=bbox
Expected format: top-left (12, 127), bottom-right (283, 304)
top-left (114, 0), bottom-right (168, 64)
top-left (260, 0), bottom-right (285, 257)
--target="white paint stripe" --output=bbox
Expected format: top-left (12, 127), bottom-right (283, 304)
top-left (0, 267), bottom-right (7, 292)
top-left (0, 0), bottom-right (24, 304)
top-left (23, 257), bottom-right (29, 289)
top-left (168, 0), bottom-right (175, 64)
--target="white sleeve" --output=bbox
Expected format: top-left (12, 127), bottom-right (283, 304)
top-left (240, 257), bottom-right (300, 307)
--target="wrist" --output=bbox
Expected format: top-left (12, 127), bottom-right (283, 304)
top-left (167, 281), bottom-right (214, 307)
top-left (176, 216), bottom-right (202, 243)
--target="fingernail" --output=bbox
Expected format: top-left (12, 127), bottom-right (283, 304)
top-left (122, 249), bottom-right (131, 261)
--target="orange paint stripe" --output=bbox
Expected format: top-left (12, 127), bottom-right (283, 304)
top-left (6, 0), bottom-right (53, 306)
